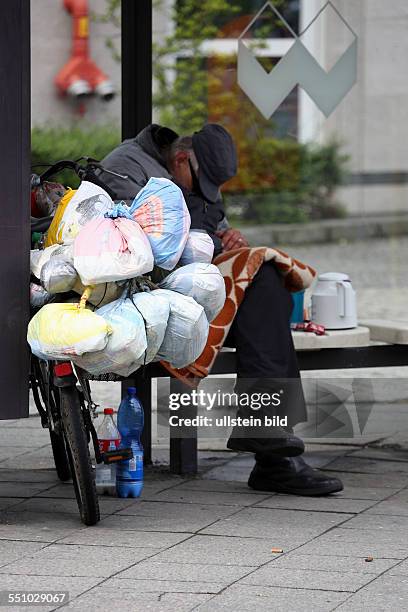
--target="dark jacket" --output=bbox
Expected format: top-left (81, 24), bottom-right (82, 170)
top-left (101, 124), bottom-right (227, 254)
top-left (100, 124), bottom-right (176, 201)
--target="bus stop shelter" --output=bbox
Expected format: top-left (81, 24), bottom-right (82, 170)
top-left (0, 0), bottom-right (152, 419)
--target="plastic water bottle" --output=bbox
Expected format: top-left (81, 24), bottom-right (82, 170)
top-left (116, 387), bottom-right (144, 498)
top-left (95, 408), bottom-right (120, 496)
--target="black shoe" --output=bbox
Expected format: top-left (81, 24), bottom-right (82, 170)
top-left (248, 456), bottom-right (343, 496)
top-left (227, 428), bottom-right (305, 457)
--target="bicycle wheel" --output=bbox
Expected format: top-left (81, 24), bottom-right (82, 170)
top-left (49, 429), bottom-right (71, 482)
top-left (60, 386), bottom-right (100, 526)
top-left (31, 358), bottom-right (71, 482)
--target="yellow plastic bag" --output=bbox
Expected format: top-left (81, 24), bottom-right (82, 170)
top-left (45, 188), bottom-right (76, 247)
top-left (45, 181), bottom-right (113, 247)
top-left (27, 290), bottom-right (112, 360)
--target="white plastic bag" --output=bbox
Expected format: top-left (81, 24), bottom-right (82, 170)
top-left (159, 263), bottom-right (226, 322)
top-left (40, 258), bottom-right (78, 294)
top-left (50, 180), bottom-right (114, 245)
top-left (126, 177), bottom-right (190, 270)
top-left (72, 294), bottom-right (147, 376)
top-left (153, 289), bottom-right (209, 368)
top-left (94, 291), bottom-right (172, 376)
top-left (30, 283), bottom-right (53, 309)
top-left (179, 230), bottom-right (214, 265)
top-left (131, 291), bottom-right (171, 364)
top-left (30, 244), bottom-right (74, 280)
top-left (27, 302), bottom-right (111, 360)
top-left (74, 216), bottom-right (154, 285)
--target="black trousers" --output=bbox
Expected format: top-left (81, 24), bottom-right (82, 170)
top-left (225, 262), bottom-right (307, 429)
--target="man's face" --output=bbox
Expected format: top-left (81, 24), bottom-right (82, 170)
top-left (168, 150), bottom-right (199, 193)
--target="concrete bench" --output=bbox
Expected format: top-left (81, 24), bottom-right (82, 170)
top-left (123, 324), bottom-right (408, 474)
top-left (360, 319), bottom-right (408, 345)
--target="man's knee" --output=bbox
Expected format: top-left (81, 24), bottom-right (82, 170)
top-left (246, 263), bottom-right (293, 313)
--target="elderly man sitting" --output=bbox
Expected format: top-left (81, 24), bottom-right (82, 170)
top-left (100, 123), bottom-right (343, 497)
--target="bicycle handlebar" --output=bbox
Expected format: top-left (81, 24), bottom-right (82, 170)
top-left (37, 158), bottom-right (127, 200)
top-left (39, 160), bottom-right (80, 182)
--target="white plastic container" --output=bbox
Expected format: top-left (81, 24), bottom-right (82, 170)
top-left (311, 272), bottom-right (357, 329)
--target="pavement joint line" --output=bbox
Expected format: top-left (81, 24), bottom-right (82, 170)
top-left (252, 505), bottom-right (364, 515)
top-left (114, 576), bottom-right (238, 586)
top-left (105, 491), bottom-right (273, 516)
top-left (0, 537), bottom-right (55, 544)
top-left (337, 454), bottom-right (408, 465)
top-left (167, 484), bottom-right (272, 495)
top-left (243, 565), bottom-right (393, 576)
top-left (241, 582), bottom-right (358, 594)
top-left (114, 498), bottom-right (272, 508)
top-left (323, 467), bottom-right (408, 477)
top-left (363, 511), bottom-right (408, 518)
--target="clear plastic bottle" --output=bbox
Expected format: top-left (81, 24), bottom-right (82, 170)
top-left (116, 387), bottom-right (144, 498)
top-left (95, 408), bottom-right (120, 496)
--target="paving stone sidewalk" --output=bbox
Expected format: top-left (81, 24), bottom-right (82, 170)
top-left (1, 416), bottom-right (408, 611)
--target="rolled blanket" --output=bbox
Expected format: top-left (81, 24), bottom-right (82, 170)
top-left (160, 246), bottom-right (316, 387)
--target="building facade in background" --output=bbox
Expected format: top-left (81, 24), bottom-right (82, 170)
top-left (31, 0), bottom-right (408, 217)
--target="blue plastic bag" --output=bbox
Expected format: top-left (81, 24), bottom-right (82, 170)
top-left (127, 177), bottom-right (190, 270)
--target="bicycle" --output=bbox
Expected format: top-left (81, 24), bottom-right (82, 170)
top-left (30, 158), bottom-right (130, 526)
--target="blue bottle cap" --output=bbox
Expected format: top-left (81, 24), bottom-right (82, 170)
top-left (127, 386), bottom-right (137, 395)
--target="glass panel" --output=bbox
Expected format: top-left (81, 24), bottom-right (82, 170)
top-left (152, 0), bottom-right (408, 339)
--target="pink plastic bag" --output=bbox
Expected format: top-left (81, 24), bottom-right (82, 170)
top-left (74, 217), bottom-right (154, 285)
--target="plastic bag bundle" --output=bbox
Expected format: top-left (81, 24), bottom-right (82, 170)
top-left (74, 216), bottom-right (154, 285)
top-left (40, 258), bottom-right (78, 294)
top-left (179, 230), bottom-right (214, 265)
top-left (130, 291), bottom-right (171, 364)
top-left (30, 283), bottom-right (53, 309)
top-left (45, 181), bottom-right (114, 246)
top-left (72, 294), bottom-right (148, 377)
top-left (124, 177), bottom-right (190, 270)
top-left (30, 244), bottom-right (74, 280)
top-left (153, 289), bottom-right (209, 368)
top-left (159, 263), bottom-right (226, 322)
top-left (27, 302), bottom-right (111, 360)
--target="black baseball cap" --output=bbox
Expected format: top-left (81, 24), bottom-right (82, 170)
top-left (192, 124), bottom-right (237, 203)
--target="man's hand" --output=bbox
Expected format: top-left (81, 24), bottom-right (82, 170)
top-left (216, 228), bottom-right (249, 252)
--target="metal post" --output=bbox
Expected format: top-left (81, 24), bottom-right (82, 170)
top-left (0, 0), bottom-right (31, 420)
top-left (121, 0), bottom-right (152, 140)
